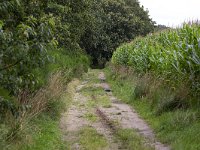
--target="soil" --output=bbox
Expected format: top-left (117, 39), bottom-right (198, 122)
top-left (60, 70), bottom-right (170, 150)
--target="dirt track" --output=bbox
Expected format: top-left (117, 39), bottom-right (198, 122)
top-left (60, 70), bottom-right (170, 150)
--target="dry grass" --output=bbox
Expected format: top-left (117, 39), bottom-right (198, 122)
top-left (108, 64), bottom-right (191, 114)
top-left (6, 71), bottom-right (66, 140)
top-left (29, 71), bottom-right (64, 117)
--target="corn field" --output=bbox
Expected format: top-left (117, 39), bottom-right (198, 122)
top-left (112, 24), bottom-right (200, 95)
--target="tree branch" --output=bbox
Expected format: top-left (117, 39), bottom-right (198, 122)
top-left (0, 59), bottom-right (22, 72)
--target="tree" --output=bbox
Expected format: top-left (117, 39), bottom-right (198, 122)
top-left (0, 0), bottom-right (154, 103)
top-left (79, 0), bottom-right (155, 67)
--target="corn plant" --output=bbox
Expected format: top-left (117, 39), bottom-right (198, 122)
top-left (112, 24), bottom-right (200, 96)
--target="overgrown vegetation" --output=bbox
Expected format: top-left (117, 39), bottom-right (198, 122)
top-left (0, 0), bottom-right (90, 146)
top-left (107, 23), bottom-right (200, 149)
top-left (79, 126), bottom-right (108, 150)
top-left (0, 0), bottom-right (154, 148)
top-left (106, 68), bottom-right (200, 149)
top-left (116, 129), bottom-right (153, 150)
top-left (112, 24), bottom-right (200, 107)
top-left (79, 0), bottom-right (155, 66)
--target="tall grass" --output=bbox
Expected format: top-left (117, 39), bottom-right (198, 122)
top-left (105, 66), bottom-right (200, 149)
top-left (0, 49), bottom-right (90, 149)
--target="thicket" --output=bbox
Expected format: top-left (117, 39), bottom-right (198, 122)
top-left (0, 0), bottom-right (90, 147)
top-left (79, 0), bottom-right (155, 66)
top-left (112, 24), bottom-right (200, 112)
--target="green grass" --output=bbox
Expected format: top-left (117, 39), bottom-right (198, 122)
top-left (21, 115), bottom-right (66, 150)
top-left (80, 87), bottom-right (112, 109)
top-left (80, 86), bottom-right (104, 97)
top-left (0, 114), bottom-right (66, 150)
top-left (105, 68), bottom-right (200, 150)
top-left (20, 90), bottom-right (74, 150)
top-left (84, 113), bottom-right (98, 122)
top-left (79, 126), bottom-right (108, 150)
top-left (1, 80), bottom-right (75, 150)
top-left (86, 99), bottom-right (96, 108)
top-left (115, 129), bottom-right (153, 150)
top-left (98, 95), bottom-right (112, 108)
top-left (81, 69), bottom-right (101, 84)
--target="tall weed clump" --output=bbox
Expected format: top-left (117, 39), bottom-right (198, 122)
top-left (111, 24), bottom-right (200, 112)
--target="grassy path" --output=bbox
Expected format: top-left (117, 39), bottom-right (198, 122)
top-left (60, 70), bottom-right (170, 150)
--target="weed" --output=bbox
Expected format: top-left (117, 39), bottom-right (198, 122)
top-left (84, 113), bottom-right (98, 122)
top-left (115, 129), bottom-right (153, 150)
top-left (80, 86), bottom-right (104, 97)
top-left (98, 95), bottom-right (112, 108)
top-left (0, 75), bottom-right (81, 149)
top-left (0, 124), bottom-right (9, 148)
top-left (79, 126), bottom-right (108, 150)
top-left (105, 67), bottom-right (200, 150)
top-left (86, 100), bottom-right (96, 108)
top-left (134, 74), bottom-right (152, 99)
top-left (21, 114), bottom-right (66, 150)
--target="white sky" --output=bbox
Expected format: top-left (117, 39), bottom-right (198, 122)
top-left (139, 0), bottom-right (200, 27)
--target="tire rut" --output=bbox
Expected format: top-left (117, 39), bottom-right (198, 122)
top-left (60, 70), bottom-right (170, 150)
top-left (60, 78), bottom-right (122, 150)
top-left (98, 72), bottom-right (170, 150)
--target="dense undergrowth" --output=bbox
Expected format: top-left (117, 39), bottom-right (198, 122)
top-left (0, 51), bottom-right (89, 149)
top-left (108, 23), bottom-right (200, 149)
top-left (106, 66), bottom-right (200, 149)
top-left (112, 24), bottom-right (200, 111)
top-left (0, 0), bottom-right (155, 149)
top-left (0, 0), bottom-right (92, 149)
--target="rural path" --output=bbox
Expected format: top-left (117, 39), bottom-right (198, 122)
top-left (60, 70), bottom-right (170, 150)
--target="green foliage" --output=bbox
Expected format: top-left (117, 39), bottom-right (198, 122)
top-left (0, 87), bottom-right (18, 120)
top-left (112, 24), bottom-right (200, 96)
top-left (21, 114), bottom-right (66, 150)
top-left (154, 24), bottom-right (169, 32)
top-left (0, 4), bottom-right (89, 144)
top-left (80, 0), bottom-right (154, 66)
top-left (0, 0), bottom-right (90, 118)
top-left (79, 126), bottom-right (108, 150)
top-left (105, 67), bottom-right (200, 150)
top-left (0, 0), bottom-right (154, 147)
top-left (116, 129), bottom-right (153, 150)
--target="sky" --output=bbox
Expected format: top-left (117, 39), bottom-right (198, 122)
top-left (138, 0), bottom-right (200, 27)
